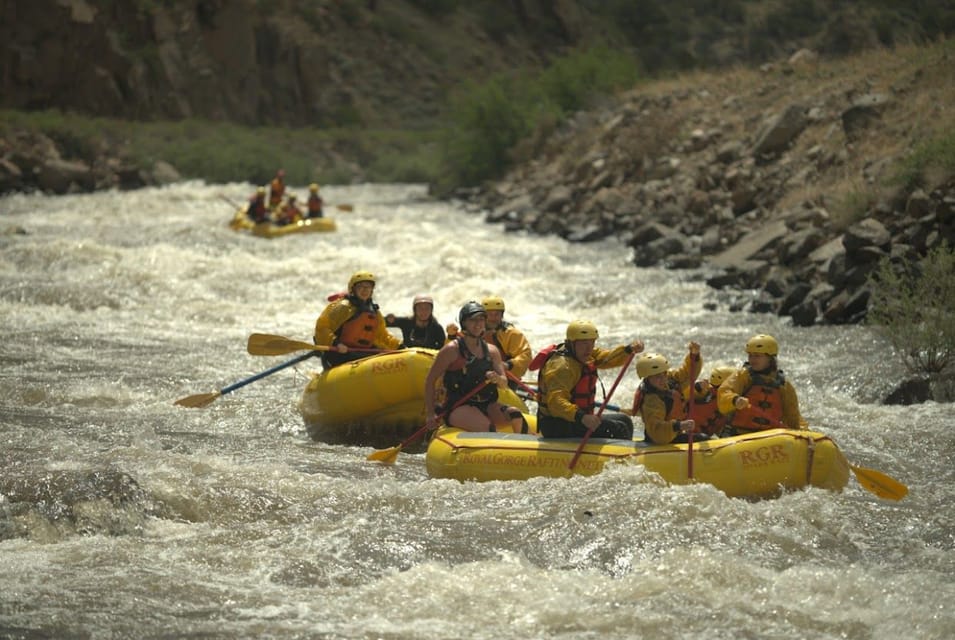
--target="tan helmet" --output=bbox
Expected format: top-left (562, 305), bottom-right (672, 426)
top-left (482, 296), bottom-right (505, 311)
top-left (413, 294), bottom-right (433, 309)
top-left (348, 270), bottom-right (376, 292)
top-left (566, 320), bottom-right (598, 341)
top-left (746, 334), bottom-right (779, 356)
top-left (709, 366), bottom-right (737, 386)
top-left (637, 353), bottom-right (670, 378)
top-left (309, 183), bottom-right (319, 191)
top-left (256, 186), bottom-right (266, 195)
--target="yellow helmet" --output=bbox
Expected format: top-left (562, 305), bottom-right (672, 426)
top-left (309, 183), bottom-right (319, 191)
top-left (709, 366), bottom-right (737, 386)
top-left (256, 186), bottom-right (266, 195)
top-left (348, 271), bottom-right (376, 291)
top-left (482, 296), bottom-right (505, 311)
top-left (637, 353), bottom-right (669, 378)
top-left (746, 334), bottom-right (779, 356)
top-left (566, 320), bottom-right (598, 341)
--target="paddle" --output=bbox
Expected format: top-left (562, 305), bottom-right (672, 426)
top-left (848, 463), bottom-right (908, 501)
top-left (568, 351), bottom-right (637, 470)
top-left (506, 371), bottom-right (540, 400)
top-left (367, 381), bottom-right (491, 465)
top-left (174, 351), bottom-right (316, 408)
top-left (247, 333), bottom-right (391, 357)
top-left (335, 204), bottom-right (354, 212)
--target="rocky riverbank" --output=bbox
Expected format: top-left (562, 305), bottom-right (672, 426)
top-left (460, 44), bottom-right (955, 331)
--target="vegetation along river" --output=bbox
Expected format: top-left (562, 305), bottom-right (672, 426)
top-left (0, 182), bottom-right (952, 639)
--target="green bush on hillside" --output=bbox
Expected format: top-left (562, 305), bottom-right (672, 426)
top-left (891, 129), bottom-right (955, 191)
top-left (434, 47), bottom-right (638, 193)
top-left (867, 242), bottom-right (955, 376)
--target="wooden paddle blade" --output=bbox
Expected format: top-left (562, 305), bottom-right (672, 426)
top-left (366, 446), bottom-right (401, 464)
top-left (850, 464), bottom-right (908, 501)
top-left (247, 333), bottom-right (323, 356)
top-left (336, 204), bottom-right (354, 212)
top-left (174, 392), bottom-right (221, 408)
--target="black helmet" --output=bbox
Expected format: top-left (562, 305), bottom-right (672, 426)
top-left (458, 300), bottom-right (486, 325)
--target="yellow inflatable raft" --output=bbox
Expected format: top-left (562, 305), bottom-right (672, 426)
top-left (298, 348), bottom-right (528, 448)
top-left (426, 427), bottom-right (850, 499)
top-left (229, 209), bottom-right (336, 237)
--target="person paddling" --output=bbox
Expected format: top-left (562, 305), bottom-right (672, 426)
top-left (632, 343), bottom-right (704, 445)
top-left (424, 301), bottom-right (528, 434)
top-left (533, 320), bottom-right (642, 440)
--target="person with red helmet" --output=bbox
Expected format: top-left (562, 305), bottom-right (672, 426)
top-left (384, 294), bottom-right (446, 349)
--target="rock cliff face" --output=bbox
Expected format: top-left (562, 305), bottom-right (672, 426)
top-left (1, 0), bottom-right (580, 127)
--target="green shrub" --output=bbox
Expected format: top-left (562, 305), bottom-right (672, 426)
top-left (433, 47), bottom-right (638, 193)
top-left (867, 242), bottom-right (955, 376)
top-left (891, 129), bottom-right (955, 191)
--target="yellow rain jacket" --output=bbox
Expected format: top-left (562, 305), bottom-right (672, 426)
top-left (538, 345), bottom-right (632, 422)
top-left (485, 323), bottom-right (532, 378)
top-left (635, 352), bottom-right (700, 445)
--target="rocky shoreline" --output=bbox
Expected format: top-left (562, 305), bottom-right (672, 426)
top-left (457, 53), bottom-right (954, 332)
top-left (0, 129), bottom-right (180, 197)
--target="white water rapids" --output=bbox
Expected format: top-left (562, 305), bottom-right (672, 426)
top-left (0, 182), bottom-right (952, 639)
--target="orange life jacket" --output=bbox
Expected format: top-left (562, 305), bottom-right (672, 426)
top-left (730, 366), bottom-right (786, 431)
top-left (633, 379), bottom-right (688, 421)
top-left (269, 178), bottom-right (285, 207)
top-left (336, 306), bottom-right (378, 348)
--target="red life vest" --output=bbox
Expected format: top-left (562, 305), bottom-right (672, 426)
top-left (730, 367), bottom-right (786, 431)
top-left (535, 344), bottom-right (597, 413)
top-left (688, 391), bottom-right (725, 436)
top-left (308, 194), bottom-right (323, 216)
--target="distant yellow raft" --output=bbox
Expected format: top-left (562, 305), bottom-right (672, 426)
top-left (426, 427), bottom-right (850, 499)
top-left (298, 348), bottom-right (528, 448)
top-left (229, 209), bottom-right (336, 237)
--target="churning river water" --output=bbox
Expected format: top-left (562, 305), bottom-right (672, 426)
top-left (0, 182), bottom-right (952, 639)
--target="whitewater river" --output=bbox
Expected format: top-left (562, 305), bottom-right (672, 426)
top-left (1, 182), bottom-right (952, 639)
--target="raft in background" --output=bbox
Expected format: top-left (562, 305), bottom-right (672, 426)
top-left (229, 209), bottom-right (336, 237)
top-left (426, 427), bottom-right (851, 499)
top-left (298, 348), bottom-right (529, 449)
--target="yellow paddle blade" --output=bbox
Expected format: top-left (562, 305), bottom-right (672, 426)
top-left (336, 204), bottom-right (354, 212)
top-left (247, 333), bottom-right (327, 356)
top-left (174, 391), bottom-right (221, 408)
top-left (850, 464), bottom-right (908, 501)
top-left (367, 446), bottom-right (401, 464)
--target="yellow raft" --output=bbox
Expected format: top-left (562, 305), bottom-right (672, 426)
top-left (298, 348), bottom-right (528, 448)
top-left (229, 209), bottom-right (336, 237)
top-left (426, 427), bottom-right (851, 499)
